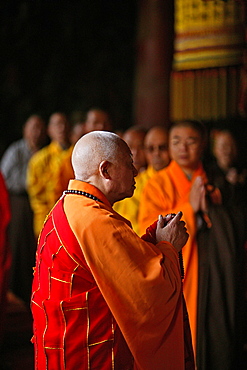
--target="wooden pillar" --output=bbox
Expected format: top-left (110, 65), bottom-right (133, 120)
top-left (133, 0), bottom-right (174, 130)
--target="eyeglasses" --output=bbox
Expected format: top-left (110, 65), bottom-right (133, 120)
top-left (145, 144), bottom-right (168, 153)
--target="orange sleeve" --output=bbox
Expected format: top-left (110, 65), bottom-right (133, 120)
top-left (138, 169), bottom-right (198, 353)
top-left (65, 195), bottom-right (185, 369)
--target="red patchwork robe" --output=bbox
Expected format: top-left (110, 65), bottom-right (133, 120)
top-left (31, 180), bottom-right (194, 370)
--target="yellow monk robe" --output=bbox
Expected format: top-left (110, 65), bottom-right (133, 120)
top-left (27, 141), bottom-right (72, 237)
top-left (53, 145), bottom-right (74, 201)
top-left (139, 160), bottom-right (208, 353)
top-left (62, 180), bottom-right (186, 369)
top-left (114, 166), bottom-right (156, 235)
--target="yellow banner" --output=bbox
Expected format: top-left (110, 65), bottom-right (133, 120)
top-left (173, 0), bottom-right (245, 70)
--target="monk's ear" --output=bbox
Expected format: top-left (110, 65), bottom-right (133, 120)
top-left (99, 160), bottom-right (111, 179)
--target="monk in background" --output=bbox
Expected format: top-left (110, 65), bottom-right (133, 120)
top-left (113, 125), bottom-right (147, 234)
top-left (27, 112), bottom-right (71, 238)
top-left (206, 128), bottom-right (247, 206)
top-left (1, 114), bottom-right (46, 304)
top-left (120, 126), bottom-right (147, 173)
top-left (114, 125), bottom-right (170, 235)
top-left (139, 120), bottom-right (246, 369)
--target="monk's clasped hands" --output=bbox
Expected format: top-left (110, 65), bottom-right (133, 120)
top-left (156, 211), bottom-right (189, 253)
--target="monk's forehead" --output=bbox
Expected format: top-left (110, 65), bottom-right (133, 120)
top-left (169, 125), bottom-right (202, 139)
top-left (145, 128), bottom-right (168, 144)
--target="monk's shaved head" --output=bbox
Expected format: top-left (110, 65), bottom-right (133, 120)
top-left (72, 131), bottom-right (127, 180)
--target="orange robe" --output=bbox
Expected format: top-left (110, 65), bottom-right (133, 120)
top-left (139, 160), bottom-right (207, 353)
top-left (31, 179), bottom-right (190, 369)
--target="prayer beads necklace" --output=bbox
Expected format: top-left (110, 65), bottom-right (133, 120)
top-left (63, 189), bottom-right (103, 203)
top-left (179, 252), bottom-right (185, 281)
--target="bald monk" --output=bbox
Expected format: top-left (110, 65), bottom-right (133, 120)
top-left (121, 126), bottom-right (147, 173)
top-left (139, 121), bottom-right (209, 355)
top-left (27, 112), bottom-right (71, 237)
top-left (113, 125), bottom-right (147, 234)
top-left (114, 125), bottom-right (169, 235)
top-left (31, 131), bottom-right (195, 369)
top-left (84, 107), bottom-right (113, 133)
top-left (144, 125), bottom-right (170, 172)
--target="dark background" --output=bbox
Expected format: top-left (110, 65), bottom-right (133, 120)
top-left (0, 1), bottom-right (138, 155)
top-left (1, 1), bottom-right (247, 165)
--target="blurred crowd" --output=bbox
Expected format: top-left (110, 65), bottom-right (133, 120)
top-left (0, 110), bottom-right (246, 369)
